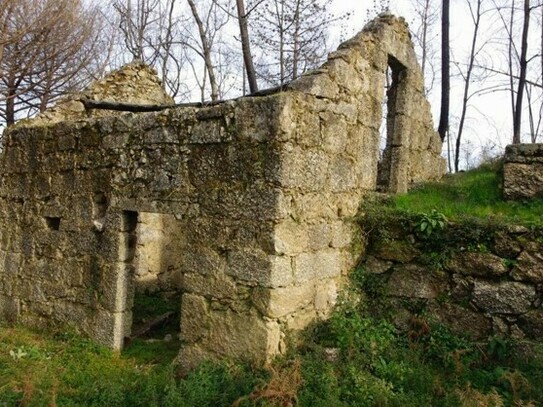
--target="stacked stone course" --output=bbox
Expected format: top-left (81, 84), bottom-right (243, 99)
top-left (363, 224), bottom-right (543, 340)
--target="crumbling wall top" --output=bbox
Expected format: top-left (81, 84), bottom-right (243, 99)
top-left (20, 62), bottom-right (174, 127)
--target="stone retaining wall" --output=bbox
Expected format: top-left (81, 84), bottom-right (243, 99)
top-left (0, 14), bottom-right (444, 369)
top-left (361, 219), bottom-right (543, 340)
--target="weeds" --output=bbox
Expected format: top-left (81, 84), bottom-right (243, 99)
top-left (415, 209), bottom-right (447, 238)
top-left (233, 359), bottom-right (302, 407)
top-left (392, 164), bottom-right (543, 226)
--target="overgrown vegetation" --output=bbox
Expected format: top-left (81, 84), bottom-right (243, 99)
top-left (2, 163), bottom-right (543, 406)
top-left (391, 162), bottom-right (543, 226)
top-left (3, 287), bottom-right (543, 406)
top-left (0, 325), bottom-right (263, 406)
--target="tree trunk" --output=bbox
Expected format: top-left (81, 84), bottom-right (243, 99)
top-left (437, 0), bottom-right (450, 144)
top-left (454, 0), bottom-right (482, 173)
top-left (276, 0), bottom-right (285, 85)
top-left (421, 0), bottom-right (430, 76)
top-left (187, 0), bottom-right (219, 102)
top-left (513, 0), bottom-right (530, 144)
top-left (6, 85), bottom-right (16, 127)
top-left (292, 0), bottom-right (301, 81)
top-left (236, 0), bottom-right (258, 93)
top-left (508, 0), bottom-right (516, 130)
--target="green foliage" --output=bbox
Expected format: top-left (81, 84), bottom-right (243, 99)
top-left (295, 262), bottom-right (543, 406)
top-left (350, 266), bottom-right (389, 312)
top-left (0, 326), bottom-right (262, 407)
top-left (487, 336), bottom-right (513, 361)
top-left (415, 209), bottom-right (447, 238)
top-left (392, 164), bottom-right (543, 227)
top-left (502, 258), bottom-right (518, 270)
top-left (330, 304), bottom-right (395, 362)
top-left (3, 306), bottom-right (543, 406)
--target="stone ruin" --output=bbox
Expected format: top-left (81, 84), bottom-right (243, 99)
top-left (503, 143), bottom-right (543, 200)
top-left (0, 15), bottom-right (445, 369)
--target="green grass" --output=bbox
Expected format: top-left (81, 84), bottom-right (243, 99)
top-left (0, 325), bottom-right (264, 406)
top-left (131, 291), bottom-right (180, 341)
top-left (295, 268), bottom-right (543, 406)
top-left (391, 163), bottom-right (543, 226)
top-left (3, 296), bottom-right (543, 406)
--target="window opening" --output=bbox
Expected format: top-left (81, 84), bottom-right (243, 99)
top-left (44, 216), bottom-right (61, 231)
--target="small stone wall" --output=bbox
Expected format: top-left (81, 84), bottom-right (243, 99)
top-left (0, 14), bottom-right (444, 369)
top-left (503, 144), bottom-right (543, 200)
top-left (361, 219), bottom-right (543, 340)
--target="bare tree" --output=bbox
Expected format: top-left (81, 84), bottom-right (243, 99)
top-left (181, 0), bottom-right (236, 101)
top-left (367, 0), bottom-right (390, 18)
top-left (252, 0), bottom-right (343, 87)
top-left (487, 0), bottom-right (543, 144)
top-left (527, 0), bottom-right (543, 142)
top-left (526, 83), bottom-right (543, 142)
top-left (187, 0), bottom-right (220, 101)
top-left (236, 0), bottom-right (258, 93)
top-left (513, 0), bottom-right (531, 143)
top-left (0, 0), bottom-right (108, 126)
top-left (0, 0), bottom-right (15, 67)
top-left (410, 0), bottom-right (440, 95)
top-left (454, 0), bottom-right (485, 172)
top-left (114, 0), bottom-right (161, 62)
top-left (438, 0), bottom-right (450, 144)
top-left (113, 0), bottom-right (187, 99)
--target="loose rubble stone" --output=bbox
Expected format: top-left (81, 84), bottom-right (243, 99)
top-left (493, 232), bottom-right (523, 258)
top-left (518, 310), bottom-right (543, 339)
top-left (22, 62), bottom-right (175, 126)
top-left (446, 252), bottom-right (508, 277)
top-left (429, 302), bottom-right (491, 340)
top-left (387, 264), bottom-right (445, 299)
top-left (503, 144), bottom-right (543, 200)
top-left (364, 255), bottom-right (393, 274)
top-left (511, 249), bottom-right (543, 283)
top-left (374, 239), bottom-right (420, 263)
top-left (472, 281), bottom-right (536, 314)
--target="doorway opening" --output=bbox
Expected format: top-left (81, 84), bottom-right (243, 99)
top-left (123, 211), bottom-right (182, 358)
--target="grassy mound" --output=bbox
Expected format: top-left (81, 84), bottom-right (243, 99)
top-left (392, 162), bottom-right (543, 226)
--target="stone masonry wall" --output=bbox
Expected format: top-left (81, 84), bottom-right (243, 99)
top-left (289, 14), bottom-right (444, 194)
top-left (361, 218), bottom-right (543, 341)
top-left (503, 144), bottom-right (543, 200)
top-left (0, 14), bottom-right (444, 369)
top-left (133, 212), bottom-right (184, 293)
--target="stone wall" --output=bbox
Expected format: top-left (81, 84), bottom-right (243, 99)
top-left (290, 14), bottom-right (444, 193)
top-left (503, 144), bottom-right (543, 200)
top-left (134, 212), bottom-right (184, 293)
top-left (361, 217), bottom-right (543, 340)
top-left (0, 14), bottom-right (444, 369)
